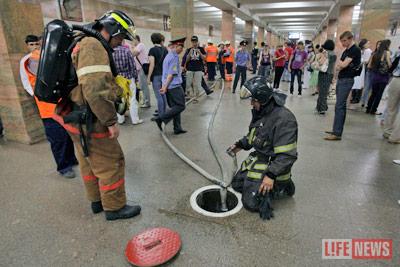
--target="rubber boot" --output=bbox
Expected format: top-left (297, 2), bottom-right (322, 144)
top-left (105, 205), bottom-right (141, 221)
top-left (91, 201), bottom-right (104, 214)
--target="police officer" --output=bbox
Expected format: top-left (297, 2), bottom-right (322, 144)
top-left (229, 76), bottom-right (297, 216)
top-left (58, 10), bottom-right (141, 220)
top-left (155, 38), bottom-right (187, 135)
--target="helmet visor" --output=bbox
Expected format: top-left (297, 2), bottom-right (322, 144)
top-left (239, 86), bottom-right (252, 99)
top-left (124, 25), bottom-right (136, 41)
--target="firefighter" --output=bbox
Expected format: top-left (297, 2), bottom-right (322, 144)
top-left (229, 76), bottom-right (297, 216)
top-left (205, 40), bottom-right (218, 81)
top-left (55, 10), bottom-right (141, 220)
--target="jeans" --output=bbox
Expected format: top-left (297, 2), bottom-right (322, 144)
top-left (152, 75), bottom-right (168, 117)
top-left (258, 65), bottom-right (271, 78)
top-left (42, 118), bottom-right (77, 174)
top-left (367, 81), bottom-right (388, 114)
top-left (160, 86), bottom-right (186, 132)
top-left (138, 69), bottom-right (150, 106)
top-left (361, 70), bottom-right (372, 105)
top-left (232, 65), bottom-right (247, 92)
top-left (274, 66), bottom-right (284, 89)
top-left (207, 62), bottom-right (216, 81)
top-left (186, 70), bottom-right (203, 98)
top-left (290, 69), bottom-right (303, 94)
top-left (332, 78), bottom-right (354, 137)
top-left (383, 78), bottom-right (400, 141)
top-left (251, 57), bottom-right (258, 74)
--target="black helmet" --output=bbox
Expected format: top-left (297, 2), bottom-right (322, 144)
top-left (240, 76), bottom-right (273, 104)
top-left (97, 10), bottom-right (136, 40)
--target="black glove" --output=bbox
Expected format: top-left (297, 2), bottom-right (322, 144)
top-left (257, 192), bottom-right (274, 220)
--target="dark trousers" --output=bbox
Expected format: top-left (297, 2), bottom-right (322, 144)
top-left (232, 65), bottom-right (247, 92)
top-left (332, 78), bottom-right (354, 137)
top-left (226, 62), bottom-right (233, 74)
top-left (251, 57), bottom-right (258, 74)
top-left (218, 63), bottom-right (225, 79)
top-left (316, 72), bottom-right (333, 112)
top-left (290, 69), bottom-right (303, 94)
top-left (274, 66), bottom-right (284, 89)
top-left (42, 118), bottom-right (77, 174)
top-left (367, 82), bottom-right (387, 113)
top-left (207, 62), bottom-right (216, 81)
top-left (161, 86), bottom-right (186, 131)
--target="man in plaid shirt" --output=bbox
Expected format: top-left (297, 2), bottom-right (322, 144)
top-left (113, 43), bottom-right (143, 125)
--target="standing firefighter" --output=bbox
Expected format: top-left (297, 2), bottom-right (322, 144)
top-left (56, 11), bottom-right (141, 220)
top-left (229, 76), bottom-right (297, 219)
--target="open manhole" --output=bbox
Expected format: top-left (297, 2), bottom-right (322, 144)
top-left (190, 185), bottom-right (242, 218)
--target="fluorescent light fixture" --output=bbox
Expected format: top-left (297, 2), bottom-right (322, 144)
top-left (258, 11), bottom-right (327, 17)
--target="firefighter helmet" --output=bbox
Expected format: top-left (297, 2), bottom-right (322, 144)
top-left (97, 10), bottom-right (136, 41)
top-left (240, 76), bottom-right (273, 104)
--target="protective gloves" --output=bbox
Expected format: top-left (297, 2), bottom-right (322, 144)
top-left (257, 191), bottom-right (274, 220)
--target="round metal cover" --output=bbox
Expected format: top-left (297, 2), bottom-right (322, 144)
top-left (125, 227), bottom-right (181, 267)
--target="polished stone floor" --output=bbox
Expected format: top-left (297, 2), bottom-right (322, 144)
top-left (0, 78), bottom-right (399, 266)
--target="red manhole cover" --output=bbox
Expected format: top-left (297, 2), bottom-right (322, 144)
top-left (125, 227), bottom-right (181, 267)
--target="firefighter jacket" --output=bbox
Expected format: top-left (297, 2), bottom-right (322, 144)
top-left (236, 95), bottom-right (298, 182)
top-left (56, 37), bottom-right (120, 137)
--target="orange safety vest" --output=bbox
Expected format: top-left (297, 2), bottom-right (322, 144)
top-left (23, 50), bottom-right (57, 119)
top-left (226, 46), bottom-right (235, 63)
top-left (205, 45), bottom-right (218, 63)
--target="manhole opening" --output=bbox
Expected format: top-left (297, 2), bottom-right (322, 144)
top-left (196, 189), bottom-right (239, 213)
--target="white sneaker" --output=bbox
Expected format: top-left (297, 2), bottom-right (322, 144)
top-left (132, 119), bottom-right (144, 125)
top-left (298, 94), bottom-right (302, 98)
top-left (393, 160), bottom-right (400, 165)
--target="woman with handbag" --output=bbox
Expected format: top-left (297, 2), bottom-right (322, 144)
top-left (366, 39), bottom-right (392, 115)
top-left (303, 45), bottom-right (315, 90)
top-left (350, 39), bottom-right (372, 104)
top-left (310, 44), bottom-right (322, 95)
top-left (316, 40), bottom-right (337, 115)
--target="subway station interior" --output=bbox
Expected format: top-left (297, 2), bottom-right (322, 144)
top-left (1, 0), bottom-right (400, 266)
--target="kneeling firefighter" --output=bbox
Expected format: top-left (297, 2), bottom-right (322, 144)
top-left (38, 10), bottom-right (141, 220)
top-left (229, 76), bottom-right (297, 220)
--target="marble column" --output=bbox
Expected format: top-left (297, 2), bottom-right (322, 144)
top-left (360, 0), bottom-right (392, 50)
top-left (221, 10), bottom-right (235, 48)
top-left (170, 0), bottom-right (193, 47)
top-left (0, 0), bottom-right (45, 144)
top-left (335, 5), bottom-right (354, 50)
top-left (257, 27), bottom-right (265, 46)
top-left (244, 20), bottom-right (254, 48)
top-left (327, 19), bottom-right (337, 40)
top-left (320, 26), bottom-right (328, 44)
top-left (266, 31), bottom-right (272, 46)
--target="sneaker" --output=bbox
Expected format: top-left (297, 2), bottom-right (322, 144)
top-left (91, 201), bottom-right (103, 214)
top-left (132, 119), bottom-right (144, 125)
top-left (324, 134), bottom-right (342, 141)
top-left (383, 133), bottom-right (390, 139)
top-left (140, 104), bottom-right (150, 108)
top-left (388, 139), bottom-right (400, 144)
top-left (61, 170), bottom-right (76, 179)
top-left (105, 205), bottom-right (141, 221)
top-left (174, 129), bottom-right (187, 135)
top-left (393, 160), bottom-right (400, 165)
top-left (297, 94), bottom-right (302, 98)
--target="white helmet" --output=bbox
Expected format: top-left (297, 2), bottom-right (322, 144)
top-left (224, 40), bottom-right (231, 45)
top-left (207, 39), bottom-right (213, 44)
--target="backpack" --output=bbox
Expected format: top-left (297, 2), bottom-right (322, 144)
top-left (35, 20), bottom-right (116, 104)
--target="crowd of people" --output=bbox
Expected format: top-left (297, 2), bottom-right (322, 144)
top-left (6, 7), bottom-right (400, 221)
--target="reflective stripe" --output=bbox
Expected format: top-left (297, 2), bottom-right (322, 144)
top-left (276, 172), bottom-right (291, 181)
top-left (111, 13), bottom-right (129, 29)
top-left (76, 65), bottom-right (111, 78)
top-left (274, 142), bottom-right (297, 154)
top-left (100, 179), bottom-right (124, 191)
top-left (52, 114), bottom-right (110, 139)
top-left (83, 175), bottom-right (97, 182)
top-left (254, 163), bottom-right (267, 170)
top-left (248, 128), bottom-right (256, 145)
top-left (247, 171), bottom-right (262, 179)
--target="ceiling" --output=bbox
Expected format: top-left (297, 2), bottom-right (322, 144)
top-left (100, 0), bottom-right (400, 40)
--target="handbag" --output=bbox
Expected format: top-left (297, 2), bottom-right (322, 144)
top-left (377, 53), bottom-right (389, 75)
top-left (136, 56), bottom-right (149, 75)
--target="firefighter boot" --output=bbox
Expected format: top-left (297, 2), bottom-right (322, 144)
top-left (105, 205), bottom-right (141, 221)
top-left (91, 201), bottom-right (104, 214)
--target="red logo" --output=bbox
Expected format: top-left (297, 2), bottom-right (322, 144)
top-left (322, 239), bottom-right (392, 260)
